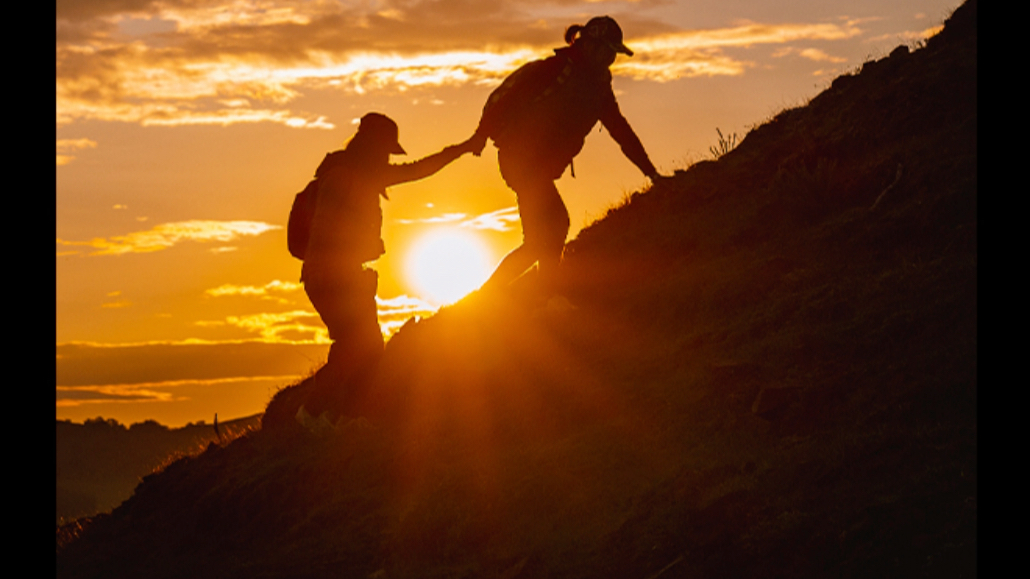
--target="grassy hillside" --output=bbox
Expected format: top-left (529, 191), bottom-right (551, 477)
top-left (56, 1), bottom-right (976, 577)
top-left (57, 415), bottom-right (262, 525)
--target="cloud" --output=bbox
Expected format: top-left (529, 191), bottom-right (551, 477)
top-left (867, 25), bottom-right (944, 45)
top-left (56, 340), bottom-right (331, 387)
top-left (459, 207), bottom-right (521, 232)
top-left (397, 207), bottom-right (521, 232)
top-left (56, 1), bottom-right (869, 128)
top-left (615, 21), bottom-right (862, 81)
top-left (57, 0), bottom-right (163, 23)
top-left (55, 38), bottom-right (536, 127)
top-left (56, 384), bottom-right (178, 406)
top-left (200, 282), bottom-right (328, 341)
top-left (54, 297), bottom-right (428, 397)
top-left (56, 220), bottom-right (281, 256)
top-left (55, 0), bottom-right (541, 128)
top-left (139, 108), bottom-right (335, 129)
top-left (205, 280), bottom-right (304, 302)
top-left (200, 278), bottom-right (439, 340)
top-left (55, 375), bottom-right (299, 408)
top-left (56, 137), bottom-right (98, 165)
top-left (216, 310), bottom-right (328, 343)
top-left (376, 294), bottom-right (437, 337)
top-left (101, 300), bottom-right (132, 309)
top-left (99, 290), bottom-right (133, 309)
top-left (771, 47), bottom-right (847, 64)
top-left (396, 212), bottom-right (468, 226)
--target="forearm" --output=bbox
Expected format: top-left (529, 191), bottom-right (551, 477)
top-left (387, 144), bottom-right (465, 186)
top-left (618, 133), bottom-right (658, 178)
top-left (611, 124), bottom-right (658, 177)
top-left (602, 102), bottom-right (657, 178)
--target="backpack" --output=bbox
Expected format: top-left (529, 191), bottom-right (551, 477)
top-left (287, 151), bottom-right (347, 260)
top-left (479, 51), bottom-right (574, 144)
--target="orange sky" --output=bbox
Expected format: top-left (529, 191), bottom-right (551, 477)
top-left (56, 0), bottom-right (958, 427)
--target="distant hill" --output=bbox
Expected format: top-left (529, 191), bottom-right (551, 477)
top-left (57, 1), bottom-right (976, 577)
top-left (56, 415), bottom-right (261, 524)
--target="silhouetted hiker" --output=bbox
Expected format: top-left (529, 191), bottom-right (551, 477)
top-left (299, 113), bottom-right (478, 425)
top-left (468, 16), bottom-right (669, 299)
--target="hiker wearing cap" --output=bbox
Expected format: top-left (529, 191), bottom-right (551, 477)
top-left (469, 16), bottom-right (667, 295)
top-left (301, 113), bottom-right (478, 420)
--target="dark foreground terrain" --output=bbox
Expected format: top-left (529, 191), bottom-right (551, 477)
top-left (57, 415), bottom-right (261, 525)
top-left (57, 2), bottom-right (976, 577)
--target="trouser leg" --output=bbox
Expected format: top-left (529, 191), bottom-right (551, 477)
top-left (492, 151), bottom-right (570, 292)
top-left (304, 267), bottom-right (383, 417)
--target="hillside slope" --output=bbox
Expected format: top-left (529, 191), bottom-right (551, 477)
top-left (56, 415), bottom-right (262, 525)
top-left (57, 2), bottom-right (976, 577)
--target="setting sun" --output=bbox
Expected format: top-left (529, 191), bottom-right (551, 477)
top-left (405, 228), bottom-right (494, 306)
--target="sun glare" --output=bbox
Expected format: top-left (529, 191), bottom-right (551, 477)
top-left (405, 228), bottom-right (493, 306)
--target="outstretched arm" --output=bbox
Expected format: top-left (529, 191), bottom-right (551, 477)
top-left (600, 91), bottom-right (667, 182)
top-left (602, 107), bottom-right (658, 178)
top-left (467, 131), bottom-right (488, 157)
top-left (384, 140), bottom-right (474, 187)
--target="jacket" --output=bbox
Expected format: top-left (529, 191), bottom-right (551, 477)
top-left (301, 145), bottom-right (465, 280)
top-left (475, 46), bottom-right (656, 178)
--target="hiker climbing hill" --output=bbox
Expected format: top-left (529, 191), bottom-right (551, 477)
top-left (295, 113), bottom-right (479, 424)
top-left (468, 16), bottom-right (671, 299)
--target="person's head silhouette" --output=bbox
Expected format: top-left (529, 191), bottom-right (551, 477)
top-left (565, 16), bottom-right (634, 69)
top-left (350, 112), bottom-right (407, 156)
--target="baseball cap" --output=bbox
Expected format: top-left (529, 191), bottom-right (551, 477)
top-left (358, 112), bottom-right (406, 155)
top-left (583, 16), bottom-right (634, 57)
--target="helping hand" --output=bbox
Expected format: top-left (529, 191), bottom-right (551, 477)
top-left (461, 133), bottom-right (488, 157)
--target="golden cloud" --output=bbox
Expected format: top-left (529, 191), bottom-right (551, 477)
top-left (377, 294), bottom-right (437, 337)
top-left (205, 280), bottom-right (304, 300)
top-left (868, 25), bottom-right (944, 44)
top-left (57, 220), bottom-right (281, 256)
top-left (797, 48), bottom-right (847, 63)
top-left (56, 137), bottom-right (98, 165)
top-left (56, 40), bottom-right (536, 127)
top-left (198, 282), bottom-right (439, 342)
top-left (200, 281), bottom-right (438, 339)
top-left (56, 2), bottom-right (868, 127)
top-left (56, 384), bottom-right (178, 406)
top-left (771, 46), bottom-right (848, 65)
top-left (56, 339), bottom-right (331, 388)
top-left (396, 207), bottom-right (521, 232)
top-left (221, 310), bottom-right (328, 343)
top-left (396, 212), bottom-right (468, 226)
top-left (201, 294), bottom-right (437, 342)
top-left (458, 207), bottom-right (521, 232)
top-left (615, 21), bottom-right (862, 81)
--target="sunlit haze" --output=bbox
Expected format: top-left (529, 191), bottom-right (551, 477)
top-left (56, 0), bottom-right (959, 427)
top-left (405, 228), bottom-right (493, 306)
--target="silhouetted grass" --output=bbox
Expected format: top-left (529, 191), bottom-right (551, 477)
top-left (708, 127), bottom-right (740, 160)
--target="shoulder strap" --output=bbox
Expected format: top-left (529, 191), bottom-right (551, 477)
top-left (536, 56), bottom-right (575, 101)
